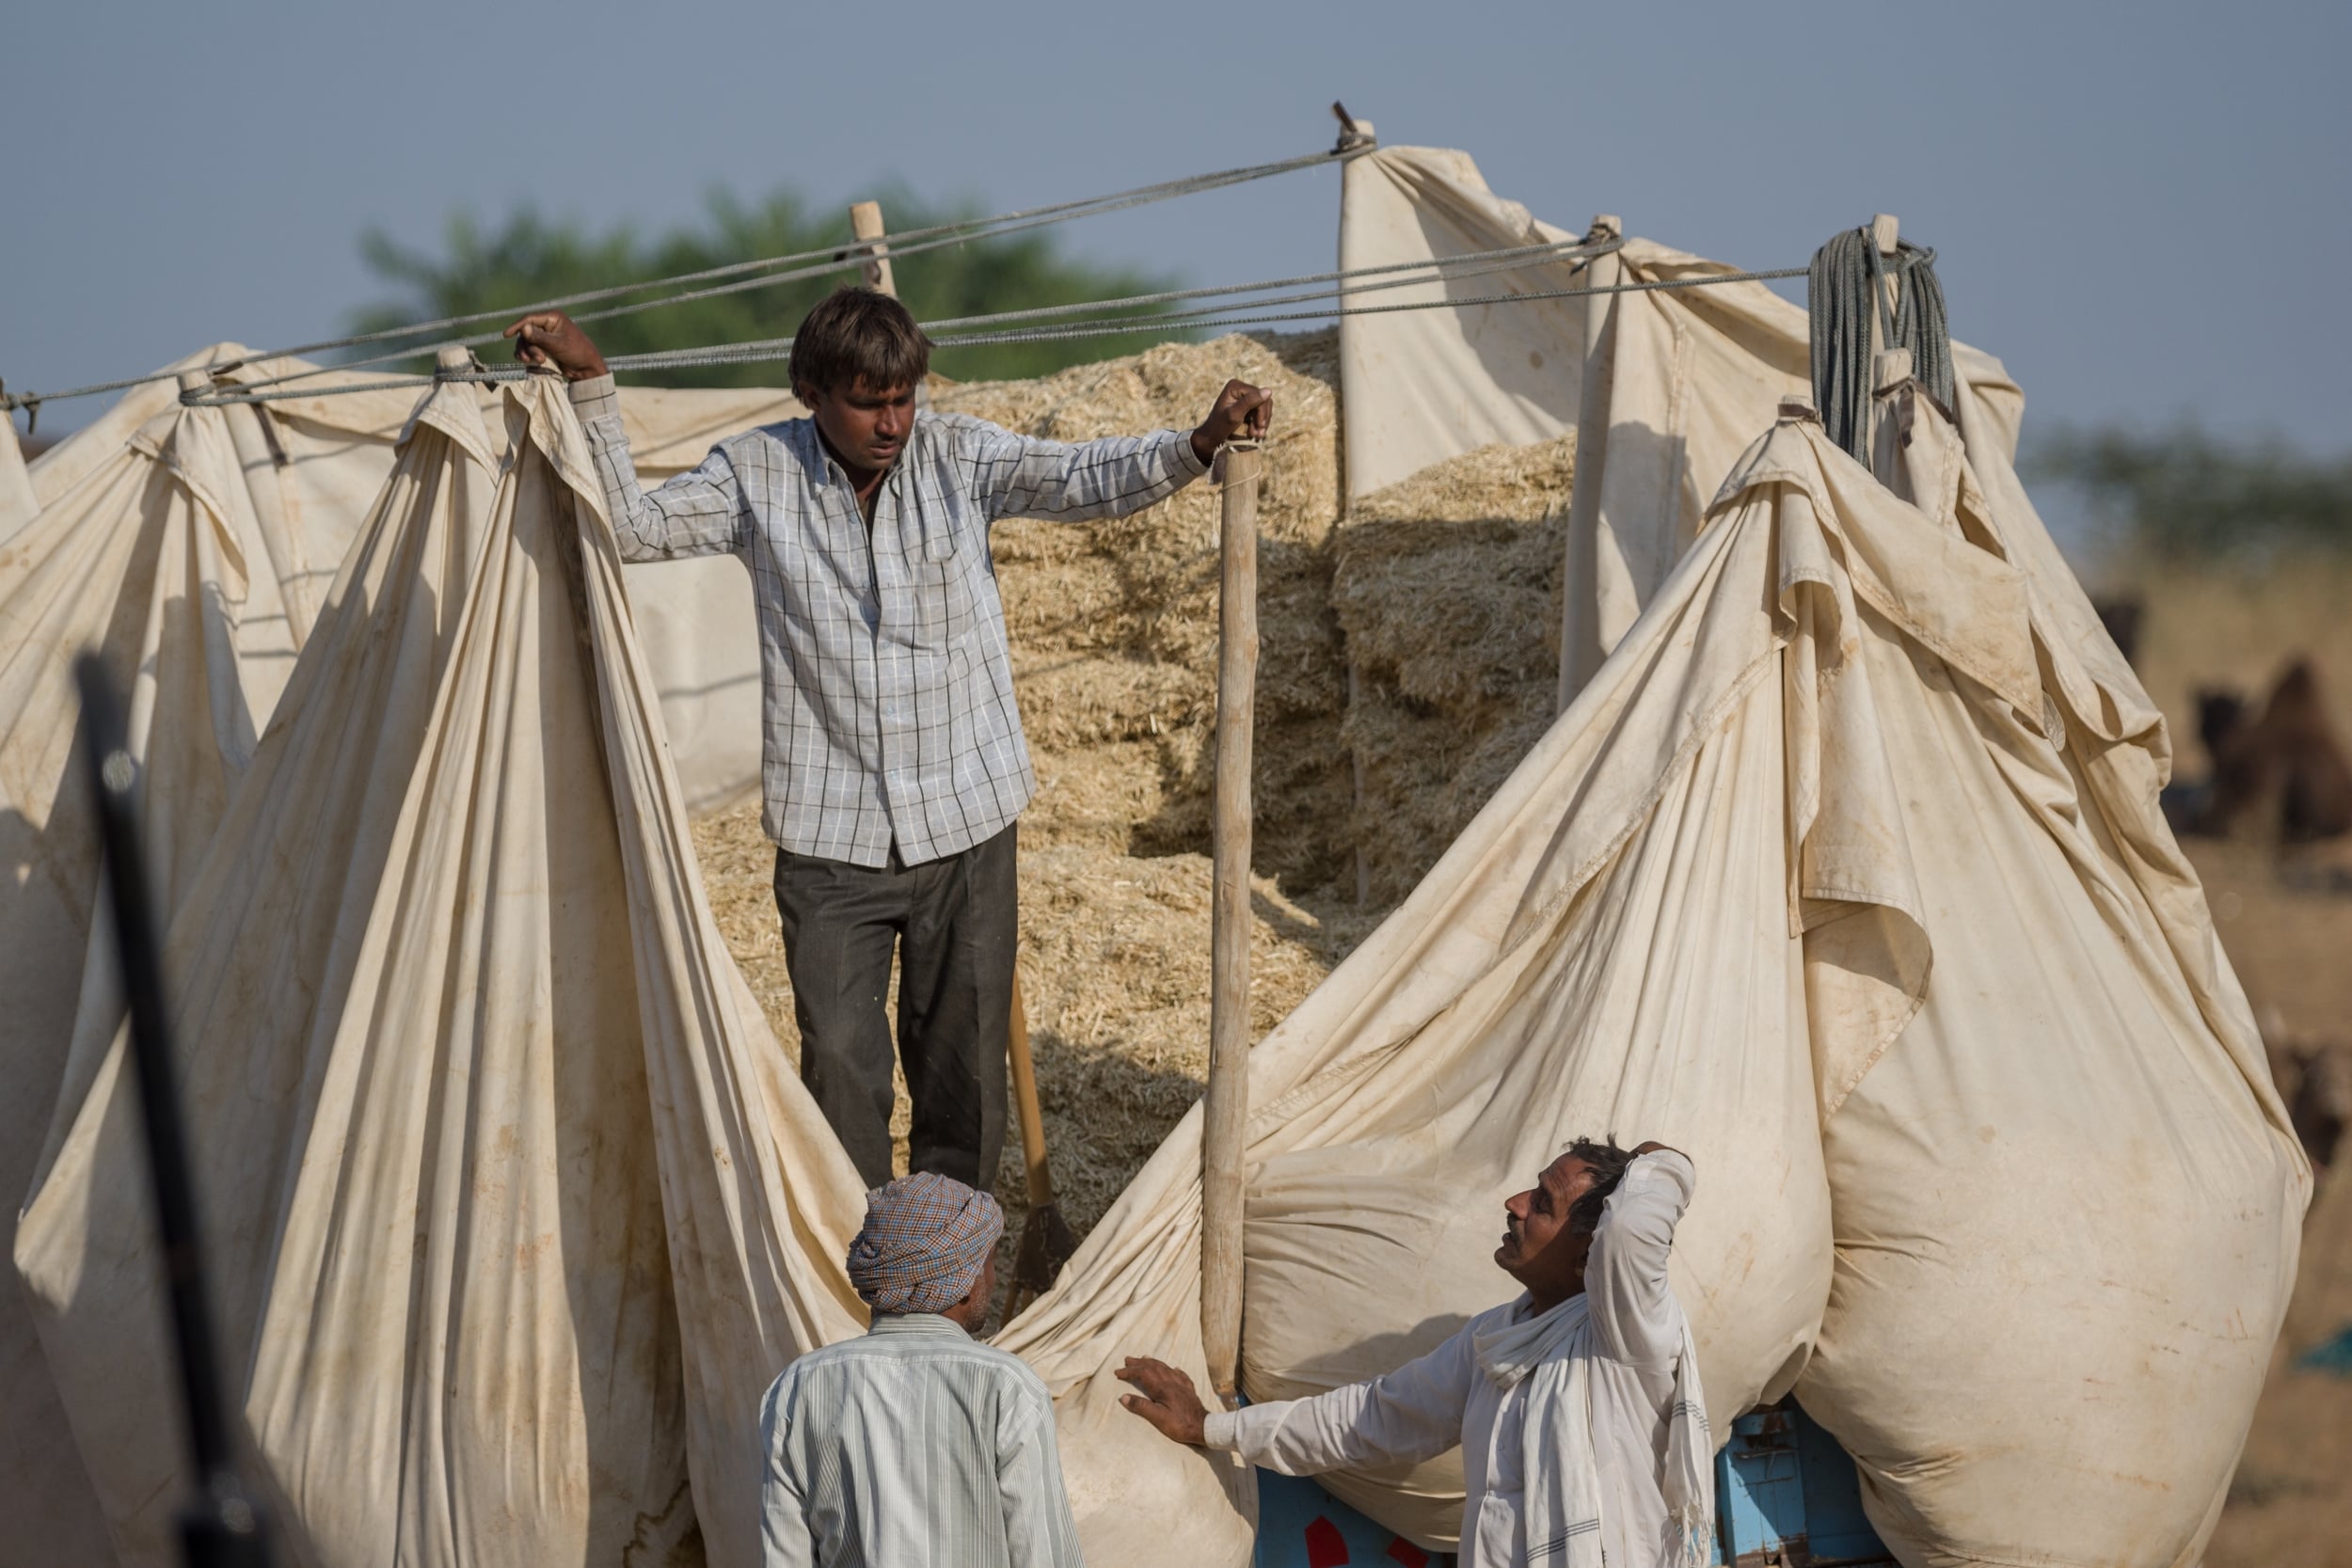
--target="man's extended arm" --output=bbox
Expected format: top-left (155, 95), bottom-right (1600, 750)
top-left (567, 375), bottom-right (750, 562)
top-left (1585, 1146), bottom-right (1696, 1366)
top-left (1118, 1325), bottom-right (1475, 1477)
top-left (956, 377), bottom-right (1272, 525)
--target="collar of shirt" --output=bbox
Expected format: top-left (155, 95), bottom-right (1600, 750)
top-left (780, 417), bottom-right (955, 560)
top-left (866, 1311), bottom-right (973, 1340)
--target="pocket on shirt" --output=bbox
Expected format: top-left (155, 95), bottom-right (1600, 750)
top-left (912, 549), bottom-right (981, 653)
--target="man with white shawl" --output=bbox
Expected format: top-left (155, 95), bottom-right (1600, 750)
top-left (1117, 1138), bottom-right (1711, 1567)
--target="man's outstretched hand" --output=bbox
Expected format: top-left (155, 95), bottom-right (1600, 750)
top-left (1191, 379), bottom-right (1273, 467)
top-left (504, 310), bottom-right (609, 382)
top-left (1116, 1355), bottom-right (1211, 1446)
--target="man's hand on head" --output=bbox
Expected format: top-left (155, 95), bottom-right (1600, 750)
top-left (503, 310), bottom-right (609, 382)
top-left (1630, 1141), bottom-right (1683, 1162)
top-left (1115, 1355), bottom-right (1211, 1446)
top-left (1190, 379), bottom-right (1274, 467)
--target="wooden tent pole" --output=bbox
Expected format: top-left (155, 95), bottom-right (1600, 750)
top-left (1865, 214), bottom-right (1899, 454)
top-left (1558, 214), bottom-right (1623, 712)
top-left (850, 200), bottom-right (897, 297)
top-left (1201, 440), bottom-right (1262, 1401)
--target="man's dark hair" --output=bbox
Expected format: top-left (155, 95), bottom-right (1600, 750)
top-left (1563, 1135), bottom-right (1635, 1239)
top-left (789, 287), bottom-right (932, 396)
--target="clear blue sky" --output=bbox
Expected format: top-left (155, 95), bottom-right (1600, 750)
top-left (6, 0), bottom-right (2346, 450)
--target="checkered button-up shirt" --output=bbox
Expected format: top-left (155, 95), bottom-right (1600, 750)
top-left (569, 374), bottom-right (1208, 866)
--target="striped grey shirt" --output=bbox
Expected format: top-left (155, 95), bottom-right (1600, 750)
top-left (759, 1313), bottom-right (1085, 1568)
top-left (568, 374), bottom-right (1207, 866)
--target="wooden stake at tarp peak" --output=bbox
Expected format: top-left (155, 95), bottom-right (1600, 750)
top-left (850, 201), bottom-right (897, 297)
top-left (1201, 438), bottom-right (1262, 1402)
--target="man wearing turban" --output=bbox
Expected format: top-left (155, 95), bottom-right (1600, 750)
top-left (758, 1171), bottom-right (1085, 1567)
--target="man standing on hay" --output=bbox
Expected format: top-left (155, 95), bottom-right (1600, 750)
top-left (1118, 1138), bottom-right (1713, 1568)
top-left (509, 291), bottom-right (1270, 1191)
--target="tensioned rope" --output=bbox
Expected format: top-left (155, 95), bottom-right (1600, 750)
top-left (1, 142), bottom-right (1363, 419)
top-left (213, 223), bottom-right (1614, 401)
top-left (178, 255), bottom-right (1848, 405)
top-left (628, 261), bottom-right (1810, 368)
top-left (463, 234), bottom-right (1636, 383)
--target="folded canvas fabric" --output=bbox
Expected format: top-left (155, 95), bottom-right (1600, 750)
top-left (0, 347), bottom-right (334, 1568)
top-left (1340, 148), bottom-right (2305, 1564)
top-left (996, 403), bottom-right (2303, 1568)
top-left (17, 373), bottom-right (866, 1568)
top-left (0, 412), bottom-right (35, 539)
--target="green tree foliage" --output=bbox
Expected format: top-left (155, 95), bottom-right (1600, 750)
top-left (350, 184), bottom-right (1188, 388)
top-left (2027, 424), bottom-right (2352, 560)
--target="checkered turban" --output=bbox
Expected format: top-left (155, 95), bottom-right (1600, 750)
top-left (846, 1171), bottom-right (1005, 1316)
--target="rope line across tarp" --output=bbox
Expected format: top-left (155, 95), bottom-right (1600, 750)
top-left (3, 141), bottom-right (1366, 415)
top-left (178, 255), bottom-right (1825, 404)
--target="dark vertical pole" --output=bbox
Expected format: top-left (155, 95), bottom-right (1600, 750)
top-left (73, 654), bottom-right (271, 1568)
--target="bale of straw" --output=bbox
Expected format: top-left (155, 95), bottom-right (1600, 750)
top-left (1333, 436), bottom-right (1574, 905)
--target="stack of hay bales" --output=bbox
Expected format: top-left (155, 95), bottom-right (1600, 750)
top-left (1333, 436), bottom-right (1573, 907)
top-left (692, 330), bottom-right (1574, 1246)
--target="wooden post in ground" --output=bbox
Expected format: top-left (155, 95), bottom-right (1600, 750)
top-left (1201, 440), bottom-right (1262, 1401)
top-left (1558, 214), bottom-right (1623, 711)
top-left (850, 201), bottom-right (896, 296)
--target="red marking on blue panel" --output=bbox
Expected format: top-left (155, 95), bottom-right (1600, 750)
top-left (1304, 1516), bottom-right (1349, 1568)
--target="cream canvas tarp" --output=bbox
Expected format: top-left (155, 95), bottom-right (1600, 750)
top-left (17, 372), bottom-right (867, 1568)
top-left (1336, 145), bottom-right (2027, 697)
top-left (20, 354), bottom-right (788, 814)
top-left (0, 415), bottom-right (35, 539)
top-left (1790, 372), bottom-right (2310, 1565)
top-left (207, 363), bottom-right (794, 816)
top-left (994, 403), bottom-right (2306, 1566)
top-left (1340, 146), bottom-right (2304, 1560)
top-left (0, 346), bottom-right (358, 1568)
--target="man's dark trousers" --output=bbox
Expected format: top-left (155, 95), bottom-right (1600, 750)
top-left (772, 822), bottom-right (1013, 1190)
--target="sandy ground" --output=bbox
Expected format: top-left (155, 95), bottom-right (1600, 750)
top-left (2190, 838), bottom-right (2352, 1564)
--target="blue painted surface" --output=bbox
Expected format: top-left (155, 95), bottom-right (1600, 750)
top-left (1254, 1470), bottom-right (1448, 1567)
top-left (1251, 1402), bottom-right (1891, 1568)
top-left (1713, 1406), bottom-right (1807, 1559)
top-left (1713, 1403), bottom-right (1894, 1566)
top-left (2294, 1324), bottom-right (2352, 1375)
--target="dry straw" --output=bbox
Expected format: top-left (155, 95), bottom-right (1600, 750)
top-left (691, 330), bottom-right (1573, 1277)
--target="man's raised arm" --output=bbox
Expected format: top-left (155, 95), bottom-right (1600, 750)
top-left (506, 310), bottom-right (749, 562)
top-left (1586, 1143), bottom-right (1696, 1366)
top-left (957, 378), bottom-right (1273, 525)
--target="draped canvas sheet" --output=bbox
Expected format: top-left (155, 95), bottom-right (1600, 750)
top-left (995, 408), bottom-right (2306, 1566)
top-left (0, 347), bottom-right (342, 1568)
top-left (994, 409), bottom-right (2074, 1558)
top-left (23, 355), bottom-right (788, 815)
top-left (17, 374), bottom-right (867, 1568)
top-left (1343, 147), bottom-right (2304, 1562)
top-left (0, 415), bottom-right (34, 539)
top-left (1786, 378), bottom-right (2310, 1567)
top-left (215, 366), bottom-right (795, 816)
top-left (1336, 146), bottom-right (2027, 697)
